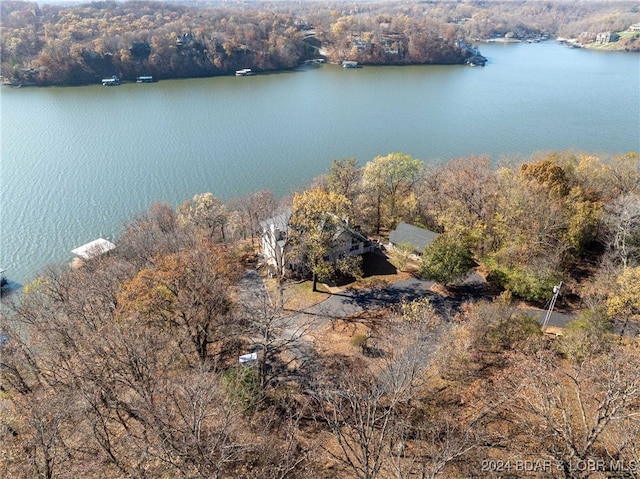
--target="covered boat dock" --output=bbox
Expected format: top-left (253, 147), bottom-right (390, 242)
top-left (71, 238), bottom-right (116, 260)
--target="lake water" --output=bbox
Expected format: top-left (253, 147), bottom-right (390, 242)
top-left (1, 42), bottom-right (639, 285)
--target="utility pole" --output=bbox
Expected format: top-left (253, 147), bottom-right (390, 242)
top-left (541, 281), bottom-right (562, 332)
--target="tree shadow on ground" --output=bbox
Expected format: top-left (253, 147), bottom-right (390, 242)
top-left (445, 272), bottom-right (495, 303)
top-left (342, 287), bottom-right (460, 318)
top-left (334, 272), bottom-right (498, 321)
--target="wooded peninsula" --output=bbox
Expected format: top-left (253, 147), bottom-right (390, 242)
top-left (1, 150), bottom-right (640, 478)
top-left (2, 0), bottom-right (639, 85)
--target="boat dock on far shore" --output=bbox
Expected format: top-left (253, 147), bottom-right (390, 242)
top-left (102, 75), bottom-right (120, 86)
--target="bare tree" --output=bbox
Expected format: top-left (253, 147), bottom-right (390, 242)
top-left (0, 389), bottom-right (78, 479)
top-left (239, 273), bottom-right (313, 396)
top-left (602, 193), bottom-right (640, 269)
top-left (247, 399), bottom-right (315, 479)
top-left (118, 201), bottom-right (189, 267)
top-left (313, 301), bottom-right (439, 479)
top-left (314, 360), bottom-right (400, 479)
top-left (177, 193), bottom-right (229, 242)
top-left (229, 190), bottom-right (277, 246)
top-left (495, 347), bottom-right (640, 479)
top-left (385, 412), bottom-right (483, 479)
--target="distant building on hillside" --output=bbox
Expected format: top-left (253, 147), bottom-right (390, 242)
top-left (176, 33), bottom-right (194, 46)
top-left (595, 31), bottom-right (620, 44)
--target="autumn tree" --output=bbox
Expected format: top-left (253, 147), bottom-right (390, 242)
top-left (362, 153), bottom-right (423, 234)
top-left (328, 157), bottom-right (361, 205)
top-left (1, 228), bottom-right (277, 477)
top-left (289, 188), bottom-right (360, 291)
top-left (117, 240), bottom-right (240, 364)
top-left (606, 266), bottom-right (640, 337)
top-left (0, 207), bottom-right (312, 478)
top-left (178, 192), bottom-right (228, 242)
top-left (480, 162), bottom-right (569, 301)
top-left (422, 156), bottom-right (498, 251)
top-left (607, 152), bottom-right (640, 196)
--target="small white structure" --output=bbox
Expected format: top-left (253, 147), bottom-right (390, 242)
top-left (71, 238), bottom-right (116, 260)
top-left (239, 352), bottom-right (258, 363)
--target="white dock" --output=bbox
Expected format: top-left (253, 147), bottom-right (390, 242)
top-left (71, 238), bottom-right (115, 260)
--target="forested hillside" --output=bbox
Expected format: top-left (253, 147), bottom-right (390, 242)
top-left (1, 0), bottom-right (638, 85)
top-left (1, 150), bottom-right (639, 478)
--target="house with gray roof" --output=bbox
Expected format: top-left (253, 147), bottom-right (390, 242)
top-left (388, 222), bottom-right (438, 255)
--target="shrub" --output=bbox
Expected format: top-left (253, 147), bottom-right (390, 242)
top-left (420, 234), bottom-right (476, 285)
top-left (223, 366), bottom-right (261, 411)
top-left (484, 258), bottom-right (561, 303)
top-left (351, 333), bottom-right (369, 354)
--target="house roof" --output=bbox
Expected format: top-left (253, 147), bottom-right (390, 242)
top-left (330, 215), bottom-right (368, 243)
top-left (260, 209), bottom-right (291, 232)
top-left (388, 222), bottom-right (438, 253)
top-left (71, 238), bottom-right (116, 259)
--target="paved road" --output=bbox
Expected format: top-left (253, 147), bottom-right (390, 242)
top-left (239, 269), bottom-right (577, 339)
top-left (295, 277), bottom-right (446, 328)
top-left (236, 269), bottom-right (580, 388)
top-left (238, 268), bottom-right (271, 310)
top-left (292, 274), bottom-right (575, 330)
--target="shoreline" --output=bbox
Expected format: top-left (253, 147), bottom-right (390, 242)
top-left (1, 58), bottom-right (475, 88)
